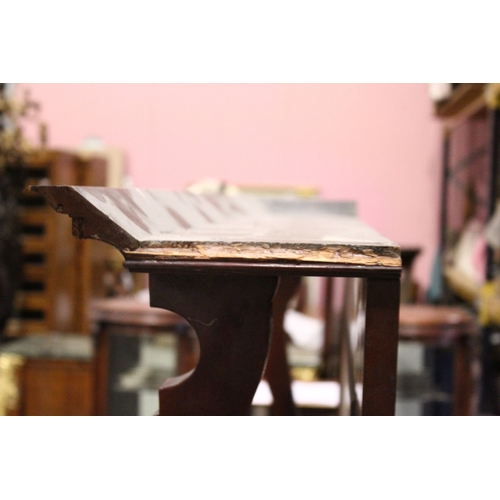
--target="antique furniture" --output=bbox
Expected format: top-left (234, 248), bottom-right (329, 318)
top-left (0, 333), bottom-right (93, 416)
top-left (398, 304), bottom-right (480, 415)
top-left (31, 185), bottom-right (401, 416)
top-left (90, 297), bottom-right (197, 416)
top-left (6, 150), bottom-right (110, 337)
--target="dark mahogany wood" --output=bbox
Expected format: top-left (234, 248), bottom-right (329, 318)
top-left (125, 260), bottom-right (400, 279)
top-left (149, 273), bottom-right (278, 415)
top-left (453, 336), bottom-right (475, 416)
top-left (264, 276), bottom-right (301, 416)
top-left (92, 320), bottom-right (110, 416)
top-left (362, 277), bottom-right (400, 416)
top-left (321, 277), bottom-right (336, 378)
top-left (29, 186), bottom-right (400, 271)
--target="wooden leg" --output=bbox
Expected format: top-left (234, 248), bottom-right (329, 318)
top-left (321, 277), bottom-right (336, 379)
top-left (92, 322), bottom-right (110, 416)
top-left (453, 335), bottom-right (474, 416)
top-left (176, 325), bottom-right (199, 376)
top-left (362, 277), bottom-right (400, 416)
top-left (264, 276), bottom-right (301, 416)
top-left (149, 273), bottom-right (279, 415)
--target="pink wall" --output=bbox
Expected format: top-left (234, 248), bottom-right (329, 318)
top-left (18, 83), bottom-right (442, 291)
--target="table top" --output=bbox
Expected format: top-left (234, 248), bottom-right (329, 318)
top-left (31, 186), bottom-right (401, 276)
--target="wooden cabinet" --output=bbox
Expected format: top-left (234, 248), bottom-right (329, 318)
top-left (6, 150), bottom-right (115, 337)
top-left (18, 358), bottom-right (93, 416)
top-left (1, 334), bottom-right (94, 416)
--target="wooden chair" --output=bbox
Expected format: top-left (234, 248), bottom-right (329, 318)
top-left (398, 304), bottom-right (480, 415)
top-left (90, 297), bottom-right (197, 415)
top-left (396, 247), bottom-right (481, 415)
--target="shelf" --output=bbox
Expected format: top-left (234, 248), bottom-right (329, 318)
top-left (5, 150), bottom-right (109, 337)
top-left (16, 291), bottom-right (50, 312)
top-left (21, 235), bottom-right (50, 253)
top-left (435, 83), bottom-right (486, 120)
top-left (22, 263), bottom-right (48, 282)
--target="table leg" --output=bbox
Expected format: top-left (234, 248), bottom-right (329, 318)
top-left (92, 322), bottom-right (110, 416)
top-left (453, 335), bottom-right (475, 416)
top-left (362, 277), bottom-right (400, 416)
top-left (149, 273), bottom-right (279, 415)
top-left (176, 325), bottom-right (199, 376)
top-left (264, 276), bottom-right (301, 416)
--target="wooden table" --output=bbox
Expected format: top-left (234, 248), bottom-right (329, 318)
top-left (398, 304), bottom-right (480, 415)
top-left (31, 186), bottom-right (401, 416)
top-left (89, 297), bottom-right (197, 416)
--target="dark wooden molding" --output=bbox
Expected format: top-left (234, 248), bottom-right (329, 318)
top-left (29, 185), bottom-right (140, 251)
top-left (435, 83), bottom-right (486, 119)
top-left (29, 186), bottom-right (401, 272)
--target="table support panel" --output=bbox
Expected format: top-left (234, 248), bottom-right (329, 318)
top-left (362, 278), bottom-right (400, 415)
top-left (264, 276), bottom-right (301, 416)
top-left (149, 273), bottom-right (279, 415)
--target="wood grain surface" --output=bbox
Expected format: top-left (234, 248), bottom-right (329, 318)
top-left (30, 186), bottom-right (401, 268)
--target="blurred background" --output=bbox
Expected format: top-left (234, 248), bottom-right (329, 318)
top-left (1, 82), bottom-right (497, 416)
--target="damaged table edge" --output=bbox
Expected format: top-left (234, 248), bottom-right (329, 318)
top-left (30, 185), bottom-right (401, 416)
